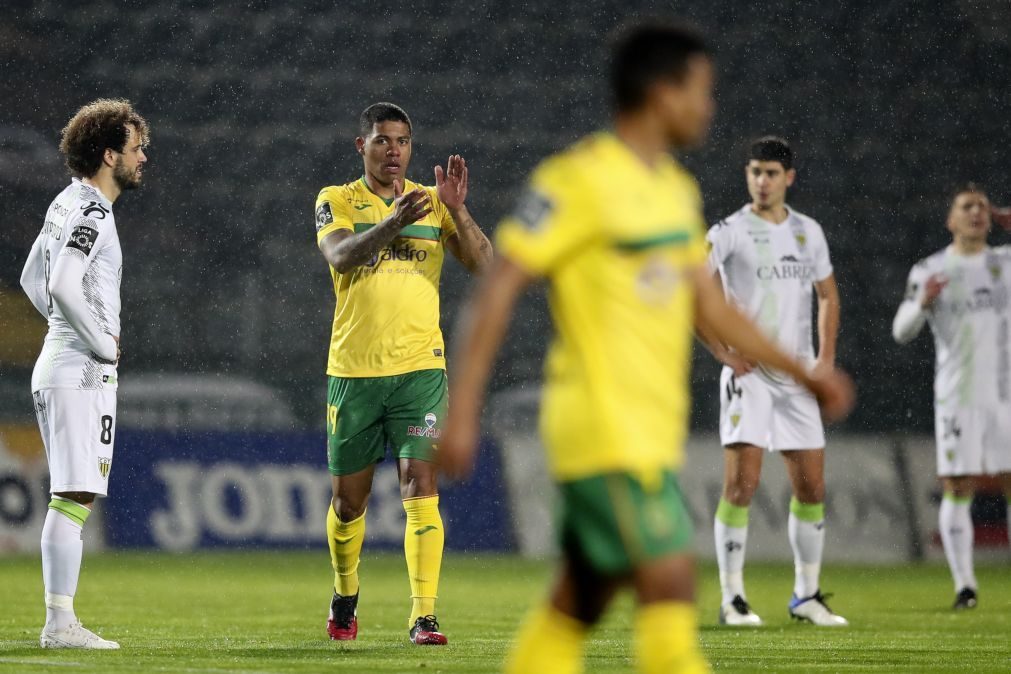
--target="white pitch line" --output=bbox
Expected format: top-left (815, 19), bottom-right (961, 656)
top-left (0, 658), bottom-right (84, 667)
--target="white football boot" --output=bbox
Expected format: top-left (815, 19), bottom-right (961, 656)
top-left (719, 595), bottom-right (763, 626)
top-left (40, 621), bottom-right (120, 649)
top-left (788, 590), bottom-right (848, 626)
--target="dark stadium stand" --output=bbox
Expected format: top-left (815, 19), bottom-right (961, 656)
top-left (2, 0), bottom-right (1010, 430)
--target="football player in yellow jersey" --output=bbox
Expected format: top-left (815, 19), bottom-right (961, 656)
top-left (441, 22), bottom-right (854, 674)
top-left (314, 102), bottom-right (492, 645)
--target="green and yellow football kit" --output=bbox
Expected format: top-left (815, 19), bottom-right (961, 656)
top-left (316, 176), bottom-right (457, 472)
top-left (315, 176), bottom-right (455, 626)
top-left (496, 132), bottom-right (710, 673)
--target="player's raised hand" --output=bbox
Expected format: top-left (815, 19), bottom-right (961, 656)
top-left (439, 412), bottom-right (479, 480)
top-left (435, 155), bottom-right (468, 211)
top-left (391, 178), bottom-right (433, 228)
top-left (809, 368), bottom-right (855, 423)
top-left (921, 273), bottom-right (948, 309)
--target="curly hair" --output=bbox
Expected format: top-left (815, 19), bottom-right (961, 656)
top-left (59, 99), bottom-right (149, 178)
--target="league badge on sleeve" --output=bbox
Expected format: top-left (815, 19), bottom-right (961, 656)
top-left (513, 189), bottom-right (553, 232)
top-left (316, 202), bottom-right (335, 231)
top-left (66, 224), bottom-right (99, 256)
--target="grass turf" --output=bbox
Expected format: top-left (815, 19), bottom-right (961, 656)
top-left (0, 552), bottom-right (1009, 673)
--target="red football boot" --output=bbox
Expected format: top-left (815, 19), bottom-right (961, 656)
top-left (327, 592), bottom-right (359, 641)
top-left (409, 615), bottom-right (448, 645)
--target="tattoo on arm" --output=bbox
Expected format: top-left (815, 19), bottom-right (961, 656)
top-left (322, 217), bottom-right (403, 273)
top-left (452, 210), bottom-right (493, 271)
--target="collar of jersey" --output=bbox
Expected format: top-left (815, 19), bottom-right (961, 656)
top-left (73, 177), bottom-right (113, 207)
top-left (598, 131), bottom-right (679, 180)
top-left (359, 175), bottom-right (399, 207)
top-left (744, 203), bottom-right (793, 227)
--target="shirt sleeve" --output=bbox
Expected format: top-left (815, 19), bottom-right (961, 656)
top-left (495, 157), bottom-right (599, 277)
top-left (705, 220), bottom-right (731, 273)
top-left (49, 215), bottom-right (118, 361)
top-left (892, 262), bottom-right (930, 344)
top-left (315, 186), bottom-right (354, 246)
top-left (20, 232), bottom-right (49, 318)
top-left (811, 222), bottom-right (834, 281)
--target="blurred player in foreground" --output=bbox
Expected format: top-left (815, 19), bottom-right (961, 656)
top-left (697, 137), bottom-right (846, 627)
top-left (314, 102), bottom-right (492, 644)
top-left (893, 184), bottom-right (1011, 610)
top-left (20, 99), bottom-right (148, 649)
top-left (441, 22), bottom-right (854, 674)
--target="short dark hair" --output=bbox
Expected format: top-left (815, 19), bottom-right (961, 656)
top-left (59, 99), bottom-right (149, 178)
top-left (359, 102), bottom-right (412, 137)
top-left (610, 21), bottom-right (710, 112)
top-left (950, 181), bottom-right (987, 205)
top-left (749, 136), bottom-right (793, 170)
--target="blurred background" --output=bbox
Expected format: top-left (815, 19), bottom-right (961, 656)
top-left (1, 0), bottom-right (1010, 559)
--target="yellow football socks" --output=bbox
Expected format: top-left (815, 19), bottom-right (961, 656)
top-left (403, 494), bottom-right (444, 624)
top-left (635, 601), bottom-right (710, 674)
top-left (326, 504), bottom-right (365, 596)
top-left (505, 603), bottom-right (587, 674)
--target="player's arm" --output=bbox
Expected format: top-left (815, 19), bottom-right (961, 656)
top-left (48, 220), bottom-right (118, 362)
top-left (813, 274), bottom-right (840, 376)
top-left (691, 264), bottom-right (854, 420)
top-left (694, 271), bottom-right (755, 376)
top-left (318, 180), bottom-right (432, 273)
top-left (441, 255), bottom-right (532, 478)
top-left (892, 265), bottom-right (942, 344)
top-left (20, 234), bottom-right (50, 318)
top-left (436, 155), bottom-right (493, 275)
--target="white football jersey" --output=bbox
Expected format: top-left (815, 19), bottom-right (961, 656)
top-left (706, 205), bottom-right (834, 377)
top-left (21, 179), bottom-right (121, 391)
top-left (897, 246), bottom-right (1011, 408)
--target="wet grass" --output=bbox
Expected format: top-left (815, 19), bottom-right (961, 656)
top-left (1, 552), bottom-right (1009, 672)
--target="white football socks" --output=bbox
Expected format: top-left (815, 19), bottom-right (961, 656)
top-left (788, 499), bottom-right (825, 599)
top-left (41, 498), bottom-right (90, 630)
top-left (939, 495), bottom-right (976, 592)
top-left (714, 499), bottom-right (749, 604)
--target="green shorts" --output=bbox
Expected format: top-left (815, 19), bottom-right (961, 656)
top-left (557, 470), bottom-right (694, 575)
top-left (326, 369), bottom-right (447, 476)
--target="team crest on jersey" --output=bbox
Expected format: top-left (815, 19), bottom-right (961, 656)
top-left (316, 202), bottom-right (334, 231)
top-left (730, 413), bottom-right (741, 428)
top-left (66, 225), bottom-right (99, 255)
top-left (990, 264), bottom-right (1002, 281)
top-left (794, 233), bottom-right (807, 247)
top-left (635, 256), bottom-right (679, 305)
top-left (407, 412), bottom-right (441, 438)
top-left (98, 457), bottom-right (112, 479)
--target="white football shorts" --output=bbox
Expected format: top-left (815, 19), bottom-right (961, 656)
top-left (719, 366), bottom-right (825, 451)
top-left (934, 401), bottom-right (1011, 477)
top-left (33, 388), bottom-right (117, 496)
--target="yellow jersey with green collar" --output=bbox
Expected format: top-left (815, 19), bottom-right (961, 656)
top-left (496, 132), bottom-right (707, 480)
top-left (315, 177), bottom-right (457, 377)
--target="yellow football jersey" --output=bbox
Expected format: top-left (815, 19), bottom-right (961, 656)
top-left (315, 177), bottom-right (457, 378)
top-left (496, 132), bottom-right (707, 481)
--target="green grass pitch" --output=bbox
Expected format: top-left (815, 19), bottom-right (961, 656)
top-left (1, 552), bottom-right (1009, 673)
